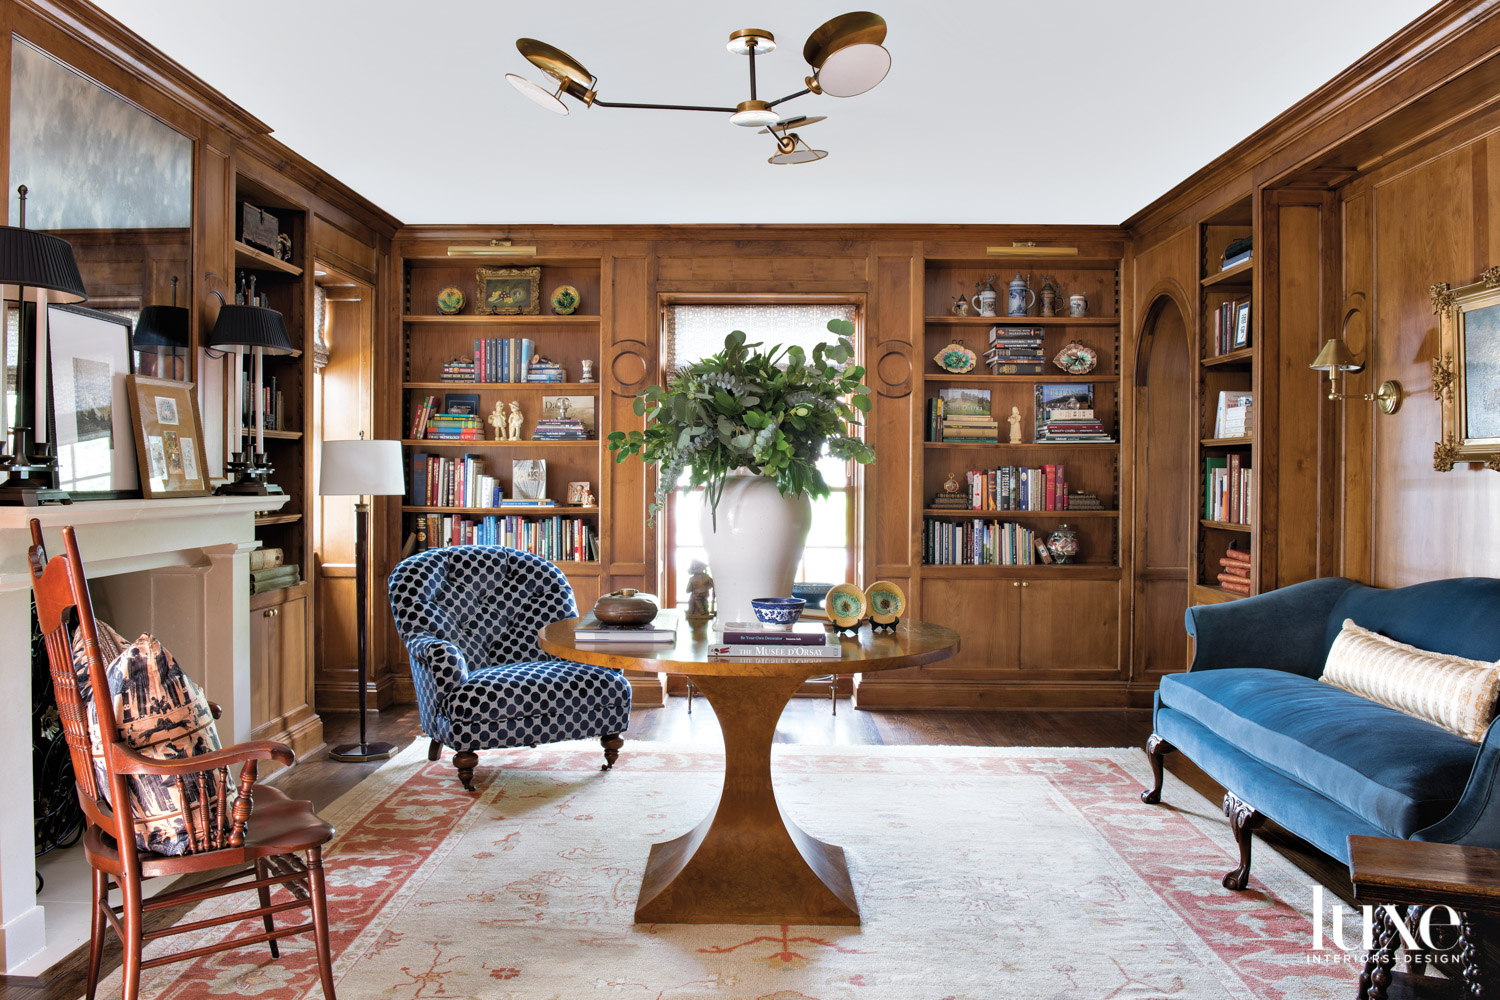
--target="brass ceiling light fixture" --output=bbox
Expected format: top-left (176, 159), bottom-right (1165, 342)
top-left (504, 12), bottom-right (890, 164)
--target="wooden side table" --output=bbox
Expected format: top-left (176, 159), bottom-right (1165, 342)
top-left (1348, 835), bottom-right (1500, 998)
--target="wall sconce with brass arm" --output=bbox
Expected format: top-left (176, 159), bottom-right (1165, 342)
top-left (1309, 339), bottom-right (1404, 414)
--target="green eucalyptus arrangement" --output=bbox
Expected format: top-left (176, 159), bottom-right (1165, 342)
top-left (607, 318), bottom-right (875, 524)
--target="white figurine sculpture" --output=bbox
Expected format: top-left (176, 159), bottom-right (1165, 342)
top-left (507, 400), bottom-right (523, 441)
top-left (1008, 405), bottom-right (1023, 444)
top-left (488, 400), bottom-right (506, 440)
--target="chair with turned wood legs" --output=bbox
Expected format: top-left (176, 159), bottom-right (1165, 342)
top-left (27, 520), bottom-right (338, 1000)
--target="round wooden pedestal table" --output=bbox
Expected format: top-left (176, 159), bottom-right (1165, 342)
top-left (539, 619), bottom-right (959, 926)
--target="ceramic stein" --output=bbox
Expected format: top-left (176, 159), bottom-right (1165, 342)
top-left (1039, 275), bottom-right (1061, 317)
top-left (970, 276), bottom-right (998, 317)
top-left (952, 295), bottom-right (971, 316)
top-left (1069, 294), bottom-right (1088, 317)
top-left (1008, 273), bottom-right (1036, 317)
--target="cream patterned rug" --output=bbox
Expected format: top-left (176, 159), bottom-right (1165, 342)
top-left (97, 741), bottom-right (1358, 999)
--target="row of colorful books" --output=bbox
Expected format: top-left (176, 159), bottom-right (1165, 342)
top-left (414, 513), bottom-right (596, 561)
top-left (1204, 455), bottom-right (1253, 525)
top-left (412, 453), bottom-right (502, 508)
top-left (1217, 546), bottom-right (1252, 595)
top-left (1211, 299), bottom-right (1251, 356)
top-left (923, 518), bottom-right (1040, 566)
top-left (934, 466), bottom-right (1072, 512)
top-left (471, 338), bottom-right (536, 383)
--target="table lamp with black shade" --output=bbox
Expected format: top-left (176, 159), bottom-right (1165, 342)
top-left (0, 185), bottom-right (86, 506)
top-left (133, 275), bottom-right (189, 380)
top-left (319, 435), bottom-right (405, 762)
top-left (207, 293), bottom-right (292, 495)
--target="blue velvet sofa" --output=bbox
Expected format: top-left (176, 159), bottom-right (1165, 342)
top-left (1142, 576), bottom-right (1500, 890)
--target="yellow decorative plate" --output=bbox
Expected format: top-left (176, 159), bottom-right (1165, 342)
top-left (864, 580), bottom-right (906, 624)
top-left (824, 583), bottom-right (868, 628)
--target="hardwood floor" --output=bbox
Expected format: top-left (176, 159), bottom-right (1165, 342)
top-left (0, 696), bottom-right (1353, 998)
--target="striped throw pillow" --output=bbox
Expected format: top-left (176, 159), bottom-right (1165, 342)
top-left (1321, 618), bottom-right (1500, 742)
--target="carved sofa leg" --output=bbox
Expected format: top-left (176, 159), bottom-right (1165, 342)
top-left (1141, 734), bottom-right (1175, 804)
top-left (427, 739), bottom-right (443, 762)
top-left (601, 734), bottom-right (623, 770)
top-left (453, 750), bottom-right (479, 792)
top-left (1222, 791), bottom-right (1265, 890)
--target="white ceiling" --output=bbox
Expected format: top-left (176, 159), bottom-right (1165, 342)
top-left (90, 0), bottom-right (1435, 227)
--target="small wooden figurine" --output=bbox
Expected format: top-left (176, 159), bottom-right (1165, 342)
top-left (507, 400), bottom-right (523, 441)
top-left (685, 560), bottom-right (714, 623)
top-left (488, 400), bottom-right (507, 440)
top-left (1008, 405), bottom-right (1023, 443)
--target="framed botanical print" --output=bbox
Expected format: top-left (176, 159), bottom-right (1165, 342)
top-left (126, 375), bottom-right (211, 497)
top-left (1431, 269), bottom-right (1500, 472)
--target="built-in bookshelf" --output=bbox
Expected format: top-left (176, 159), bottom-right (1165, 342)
top-left (1194, 197), bottom-right (1257, 603)
top-left (919, 259), bottom-right (1123, 572)
top-left (398, 256), bottom-right (604, 577)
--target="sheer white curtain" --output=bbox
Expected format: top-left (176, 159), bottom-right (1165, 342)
top-left (663, 304), bottom-right (859, 607)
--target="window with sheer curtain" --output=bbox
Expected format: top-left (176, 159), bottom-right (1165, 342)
top-left (662, 303), bottom-right (860, 608)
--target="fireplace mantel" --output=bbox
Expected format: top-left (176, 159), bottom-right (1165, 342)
top-left (0, 495), bottom-right (283, 971)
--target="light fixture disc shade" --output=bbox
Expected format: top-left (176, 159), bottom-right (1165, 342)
top-left (815, 42), bottom-right (891, 97)
top-left (1309, 338), bottom-right (1361, 372)
top-left (506, 73), bottom-right (570, 115)
top-left (727, 28), bottom-right (776, 55)
top-left (758, 115), bottom-right (827, 134)
top-left (769, 146), bottom-right (829, 165)
top-left (731, 106), bottom-right (781, 127)
top-left (516, 38), bottom-right (593, 91)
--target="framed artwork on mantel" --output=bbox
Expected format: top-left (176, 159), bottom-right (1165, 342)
top-left (126, 375), bottom-right (211, 497)
top-left (1431, 269), bottom-right (1500, 472)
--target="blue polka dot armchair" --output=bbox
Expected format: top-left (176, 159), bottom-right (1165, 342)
top-left (387, 545), bottom-right (631, 790)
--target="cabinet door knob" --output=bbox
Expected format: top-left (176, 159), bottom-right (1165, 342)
top-left (1021, 581), bottom-right (1030, 588)
top-left (1012, 581), bottom-right (1020, 588)
top-left (263, 608), bottom-right (278, 617)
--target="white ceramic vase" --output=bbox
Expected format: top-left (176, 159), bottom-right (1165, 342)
top-left (700, 473), bottom-right (812, 626)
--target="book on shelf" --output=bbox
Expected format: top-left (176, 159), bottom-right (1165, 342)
top-left (1066, 491), bottom-right (1104, 510)
top-left (1203, 454), bottom-right (1252, 524)
top-left (1220, 237), bottom-right (1252, 270)
top-left (951, 465), bottom-right (1070, 511)
top-left (541, 395), bottom-right (595, 433)
top-left (984, 326), bottom-right (1047, 374)
top-left (719, 622), bottom-right (830, 646)
top-left (573, 608), bottom-right (681, 642)
top-left (708, 640), bottom-right (841, 659)
top-left (412, 452), bottom-right (504, 508)
top-left (1222, 546), bottom-right (1252, 566)
top-left (1034, 383), bottom-right (1113, 442)
top-left (512, 459), bottom-right (546, 500)
top-left (414, 512), bottom-right (596, 559)
top-left (923, 518), bottom-right (1038, 566)
top-left (1213, 390), bottom-right (1254, 438)
top-left (938, 387), bottom-right (990, 415)
top-left (526, 359), bottom-right (566, 383)
top-left (1211, 299), bottom-right (1252, 355)
top-left (250, 563), bottom-right (301, 595)
top-left (249, 546), bottom-right (284, 571)
top-left (1217, 577), bottom-right (1253, 595)
top-left (1217, 559), bottom-right (1250, 578)
top-left (472, 337), bottom-right (536, 383)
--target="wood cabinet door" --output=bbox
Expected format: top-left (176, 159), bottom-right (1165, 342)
top-left (1018, 580), bottom-right (1120, 674)
top-left (916, 578), bottom-right (1021, 671)
top-left (250, 594), bottom-right (310, 740)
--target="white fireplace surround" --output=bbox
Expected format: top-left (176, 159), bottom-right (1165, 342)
top-left (0, 494), bottom-right (282, 972)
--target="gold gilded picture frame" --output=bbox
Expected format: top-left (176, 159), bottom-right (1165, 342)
top-left (126, 374), bottom-right (211, 497)
top-left (475, 266), bottom-right (541, 316)
top-left (1430, 268), bottom-right (1500, 472)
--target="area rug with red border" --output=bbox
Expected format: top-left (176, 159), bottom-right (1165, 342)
top-left (96, 741), bottom-right (1360, 999)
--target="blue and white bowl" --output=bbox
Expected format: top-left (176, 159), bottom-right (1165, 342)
top-left (751, 596), bottom-right (806, 630)
top-left (791, 582), bottom-right (835, 610)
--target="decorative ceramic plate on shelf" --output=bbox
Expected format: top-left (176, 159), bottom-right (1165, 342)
top-left (932, 340), bottom-right (977, 374)
top-left (550, 284), bottom-right (580, 315)
top-left (824, 584), bottom-right (868, 628)
top-left (863, 580), bottom-right (906, 624)
top-left (1052, 339), bottom-right (1098, 375)
top-left (436, 286), bottom-right (465, 315)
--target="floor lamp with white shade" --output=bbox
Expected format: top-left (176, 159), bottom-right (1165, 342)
top-left (319, 435), bottom-right (405, 762)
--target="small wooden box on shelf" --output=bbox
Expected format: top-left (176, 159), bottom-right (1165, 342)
top-left (398, 255), bottom-right (605, 587)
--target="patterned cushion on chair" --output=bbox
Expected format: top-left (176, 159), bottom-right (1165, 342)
top-left (79, 631), bottom-right (226, 856)
top-left (445, 660), bottom-right (632, 722)
top-left (70, 619), bottom-right (130, 706)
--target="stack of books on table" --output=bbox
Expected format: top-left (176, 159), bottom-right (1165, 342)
top-left (573, 608), bottom-right (681, 643)
top-left (531, 418), bottom-right (587, 441)
top-left (984, 326), bottom-right (1046, 374)
top-left (249, 548), bottom-right (301, 595)
top-left (709, 621), bottom-right (840, 659)
top-left (1217, 547), bottom-right (1252, 595)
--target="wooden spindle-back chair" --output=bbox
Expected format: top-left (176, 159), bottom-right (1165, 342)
top-left (28, 519), bottom-right (338, 1000)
